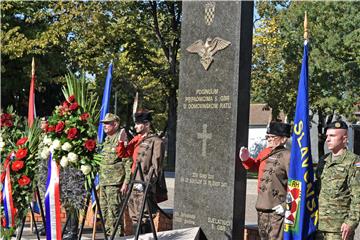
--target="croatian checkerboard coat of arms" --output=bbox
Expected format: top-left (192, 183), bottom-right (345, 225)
top-left (285, 180), bottom-right (301, 227)
top-left (284, 180), bottom-right (301, 227)
top-left (204, 2), bottom-right (215, 26)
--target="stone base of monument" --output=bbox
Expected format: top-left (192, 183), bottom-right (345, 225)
top-left (117, 227), bottom-right (207, 240)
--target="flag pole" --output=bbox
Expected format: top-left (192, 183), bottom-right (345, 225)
top-left (304, 12), bottom-right (309, 41)
top-left (28, 57), bottom-right (36, 127)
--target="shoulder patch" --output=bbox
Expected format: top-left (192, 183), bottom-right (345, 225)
top-left (354, 161), bottom-right (360, 168)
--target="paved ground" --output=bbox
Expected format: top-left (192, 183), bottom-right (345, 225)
top-left (13, 172), bottom-right (359, 239)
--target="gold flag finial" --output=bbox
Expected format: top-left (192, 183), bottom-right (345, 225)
top-left (304, 12), bottom-right (309, 41)
top-left (31, 57), bottom-right (35, 76)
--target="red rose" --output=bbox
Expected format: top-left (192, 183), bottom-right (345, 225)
top-left (69, 102), bottom-right (79, 111)
top-left (0, 172), bottom-right (5, 183)
top-left (68, 95), bottom-right (75, 102)
top-left (80, 113), bottom-right (90, 121)
top-left (55, 121), bottom-right (65, 133)
top-left (18, 175), bottom-right (31, 186)
top-left (3, 120), bottom-right (13, 127)
top-left (11, 160), bottom-right (25, 172)
top-left (15, 148), bottom-right (28, 160)
top-left (67, 128), bottom-right (79, 140)
top-left (16, 137), bottom-right (28, 146)
top-left (84, 139), bottom-right (96, 152)
top-left (1, 113), bottom-right (12, 121)
top-left (47, 125), bottom-right (55, 132)
top-left (62, 101), bottom-right (69, 108)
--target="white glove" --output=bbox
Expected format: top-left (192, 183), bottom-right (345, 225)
top-left (239, 147), bottom-right (250, 161)
top-left (134, 183), bottom-right (144, 192)
top-left (272, 204), bottom-right (285, 216)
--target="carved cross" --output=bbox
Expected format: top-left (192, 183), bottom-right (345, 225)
top-left (197, 124), bottom-right (212, 157)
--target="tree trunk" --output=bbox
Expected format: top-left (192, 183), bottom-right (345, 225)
top-left (167, 87), bottom-right (177, 171)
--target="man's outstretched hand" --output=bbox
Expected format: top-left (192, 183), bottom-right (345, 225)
top-left (239, 146), bottom-right (250, 161)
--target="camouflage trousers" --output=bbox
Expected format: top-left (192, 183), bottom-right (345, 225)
top-left (257, 211), bottom-right (284, 240)
top-left (128, 189), bottom-right (157, 225)
top-left (315, 231), bottom-right (354, 240)
top-left (100, 185), bottom-right (124, 236)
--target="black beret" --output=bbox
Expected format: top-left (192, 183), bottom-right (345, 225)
top-left (267, 122), bottom-right (291, 138)
top-left (134, 111), bottom-right (152, 123)
top-left (325, 120), bottom-right (348, 131)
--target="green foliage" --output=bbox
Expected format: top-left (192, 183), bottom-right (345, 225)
top-left (1, 1), bottom-right (181, 137)
top-left (252, 1), bottom-right (360, 123)
top-left (62, 71), bottom-right (100, 122)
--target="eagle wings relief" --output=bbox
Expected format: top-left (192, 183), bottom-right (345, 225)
top-left (186, 37), bottom-right (231, 70)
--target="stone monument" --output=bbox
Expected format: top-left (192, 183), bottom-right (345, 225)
top-left (174, 1), bottom-right (254, 240)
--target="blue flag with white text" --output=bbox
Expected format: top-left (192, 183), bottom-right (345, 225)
top-left (284, 40), bottom-right (318, 239)
top-left (92, 62), bottom-right (113, 209)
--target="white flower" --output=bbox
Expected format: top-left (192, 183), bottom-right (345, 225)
top-left (60, 156), bottom-right (69, 167)
top-left (40, 147), bottom-right (50, 160)
top-left (0, 141), bottom-right (5, 151)
top-left (61, 142), bottom-right (72, 151)
top-left (80, 165), bottom-right (92, 175)
top-left (67, 152), bottom-right (78, 163)
top-left (43, 136), bottom-right (52, 146)
top-left (52, 139), bottom-right (61, 150)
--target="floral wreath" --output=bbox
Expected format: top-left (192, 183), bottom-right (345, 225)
top-left (41, 94), bottom-right (99, 189)
top-left (0, 122), bottom-right (41, 237)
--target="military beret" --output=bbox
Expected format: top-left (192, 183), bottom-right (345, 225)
top-left (325, 120), bottom-right (348, 131)
top-left (134, 110), bottom-right (152, 123)
top-left (267, 122), bottom-right (291, 138)
top-left (100, 113), bottom-right (120, 123)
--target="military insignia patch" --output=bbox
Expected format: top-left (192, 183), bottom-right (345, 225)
top-left (354, 161), bottom-right (360, 167)
top-left (284, 180), bottom-right (301, 228)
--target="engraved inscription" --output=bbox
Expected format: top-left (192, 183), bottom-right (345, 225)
top-left (174, 211), bottom-right (196, 225)
top-left (183, 88), bottom-right (231, 110)
top-left (180, 172), bottom-right (228, 188)
top-left (208, 217), bottom-right (231, 232)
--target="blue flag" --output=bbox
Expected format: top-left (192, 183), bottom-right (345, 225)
top-left (92, 62), bottom-right (113, 209)
top-left (97, 62), bottom-right (113, 143)
top-left (284, 40), bottom-right (318, 239)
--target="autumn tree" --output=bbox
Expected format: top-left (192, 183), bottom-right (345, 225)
top-left (252, 1), bottom-right (360, 156)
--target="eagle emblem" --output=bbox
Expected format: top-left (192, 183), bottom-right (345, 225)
top-left (186, 37), bottom-right (231, 70)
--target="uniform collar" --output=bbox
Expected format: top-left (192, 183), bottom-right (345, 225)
top-left (328, 149), bottom-right (348, 164)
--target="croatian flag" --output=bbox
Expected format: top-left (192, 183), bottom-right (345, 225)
top-left (45, 153), bottom-right (61, 240)
top-left (2, 162), bottom-right (15, 228)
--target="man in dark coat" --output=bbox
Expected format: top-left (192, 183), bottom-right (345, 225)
top-left (239, 121), bottom-right (291, 240)
top-left (117, 110), bottom-right (166, 234)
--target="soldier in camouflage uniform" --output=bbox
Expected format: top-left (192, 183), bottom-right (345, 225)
top-left (99, 113), bottom-right (131, 236)
top-left (239, 122), bottom-right (291, 240)
top-left (315, 120), bottom-right (360, 240)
